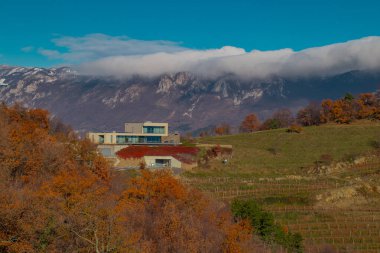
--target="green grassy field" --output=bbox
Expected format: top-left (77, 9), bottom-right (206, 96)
top-left (185, 121), bottom-right (380, 178)
top-left (182, 121), bottom-right (380, 252)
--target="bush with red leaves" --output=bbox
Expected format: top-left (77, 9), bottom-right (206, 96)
top-left (116, 146), bottom-right (199, 163)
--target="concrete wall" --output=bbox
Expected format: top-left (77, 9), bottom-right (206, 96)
top-left (125, 122), bottom-right (168, 135)
top-left (109, 155), bottom-right (198, 170)
top-left (116, 157), bottom-right (144, 168)
top-left (116, 156), bottom-right (183, 169)
top-left (162, 133), bottom-right (181, 144)
top-left (124, 123), bottom-right (143, 134)
top-left (88, 132), bottom-right (118, 145)
top-left (144, 156), bottom-right (182, 168)
top-left (97, 145), bottom-right (127, 157)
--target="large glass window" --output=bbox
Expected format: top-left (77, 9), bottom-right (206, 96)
top-left (128, 136), bottom-right (138, 144)
top-left (99, 148), bottom-right (112, 157)
top-left (143, 126), bottom-right (165, 134)
top-left (155, 159), bottom-right (171, 167)
top-left (98, 135), bottom-right (104, 144)
top-left (116, 135), bottom-right (128, 144)
top-left (115, 135), bottom-right (160, 144)
top-left (147, 136), bottom-right (161, 143)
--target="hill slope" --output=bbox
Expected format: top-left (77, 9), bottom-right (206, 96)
top-left (193, 122), bottom-right (380, 176)
top-left (184, 122), bottom-right (380, 252)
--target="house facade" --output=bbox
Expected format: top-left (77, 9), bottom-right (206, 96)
top-left (87, 122), bottom-right (180, 145)
top-left (86, 122), bottom-right (188, 168)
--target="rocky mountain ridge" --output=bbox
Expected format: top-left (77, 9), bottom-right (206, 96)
top-left (1, 65), bottom-right (380, 133)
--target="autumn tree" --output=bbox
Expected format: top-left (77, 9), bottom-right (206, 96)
top-left (272, 108), bottom-right (295, 127)
top-left (320, 99), bottom-right (334, 123)
top-left (214, 123), bottom-right (231, 135)
top-left (0, 104), bottom-right (263, 253)
top-left (331, 99), bottom-right (356, 124)
top-left (0, 104), bottom-right (113, 252)
top-left (116, 170), bottom-right (257, 252)
top-left (240, 113), bottom-right (260, 133)
top-left (319, 93), bottom-right (380, 124)
top-left (260, 118), bottom-right (281, 130)
top-left (356, 93), bottom-right (378, 119)
top-left (296, 102), bottom-right (321, 126)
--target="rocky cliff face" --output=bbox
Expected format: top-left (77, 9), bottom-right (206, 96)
top-left (1, 65), bottom-right (380, 133)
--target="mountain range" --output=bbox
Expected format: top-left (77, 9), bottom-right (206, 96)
top-left (1, 65), bottom-right (380, 133)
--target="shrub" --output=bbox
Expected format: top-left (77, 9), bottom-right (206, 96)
top-left (370, 136), bottom-right (380, 149)
top-left (260, 118), bottom-right (282, 130)
top-left (139, 161), bottom-right (146, 170)
top-left (287, 124), bottom-right (303, 133)
top-left (116, 146), bottom-right (199, 159)
top-left (267, 146), bottom-right (280, 155)
top-left (344, 92), bottom-right (355, 101)
top-left (319, 154), bottom-right (334, 166)
top-left (231, 199), bottom-right (303, 252)
top-left (342, 153), bottom-right (359, 163)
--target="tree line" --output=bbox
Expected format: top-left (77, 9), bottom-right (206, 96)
top-left (205, 91), bottom-right (380, 136)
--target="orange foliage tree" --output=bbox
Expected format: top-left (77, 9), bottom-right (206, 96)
top-left (239, 113), bottom-right (260, 133)
top-left (117, 170), bottom-right (256, 252)
top-left (0, 103), bottom-right (260, 253)
top-left (320, 99), bottom-right (334, 123)
top-left (331, 99), bottom-right (356, 124)
top-left (356, 93), bottom-right (378, 120)
top-left (0, 104), bottom-right (113, 252)
top-left (214, 123), bottom-right (231, 135)
top-left (318, 93), bottom-right (380, 124)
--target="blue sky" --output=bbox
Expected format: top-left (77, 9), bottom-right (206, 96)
top-left (1, 0), bottom-right (379, 67)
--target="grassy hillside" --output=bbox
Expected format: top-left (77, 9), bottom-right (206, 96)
top-left (187, 121), bottom-right (380, 177)
top-left (183, 121), bottom-right (380, 252)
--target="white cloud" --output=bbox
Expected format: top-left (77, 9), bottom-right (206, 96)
top-left (78, 46), bottom-right (246, 78)
top-left (39, 33), bottom-right (185, 62)
top-left (38, 48), bottom-right (61, 58)
top-left (21, 46), bottom-right (34, 53)
top-left (40, 34), bottom-right (380, 79)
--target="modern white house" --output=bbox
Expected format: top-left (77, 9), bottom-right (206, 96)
top-left (87, 122), bottom-right (180, 145)
top-left (86, 121), bottom-right (181, 160)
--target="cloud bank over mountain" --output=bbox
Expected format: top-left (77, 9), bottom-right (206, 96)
top-left (38, 34), bottom-right (186, 62)
top-left (39, 34), bottom-right (380, 79)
